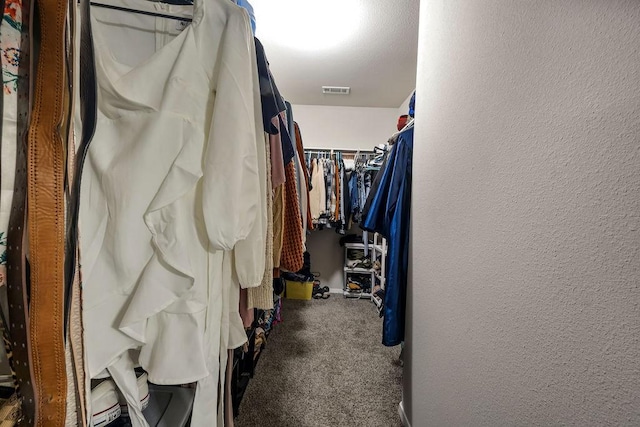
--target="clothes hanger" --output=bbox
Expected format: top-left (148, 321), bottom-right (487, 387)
top-left (388, 117), bottom-right (415, 144)
top-left (90, 0), bottom-right (194, 22)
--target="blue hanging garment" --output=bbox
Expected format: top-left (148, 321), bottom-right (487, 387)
top-left (362, 128), bottom-right (413, 347)
top-left (408, 90), bottom-right (416, 117)
top-left (235, 0), bottom-right (256, 34)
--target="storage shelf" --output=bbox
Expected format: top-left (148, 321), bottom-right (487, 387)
top-left (344, 242), bottom-right (366, 249)
top-left (344, 233), bottom-right (386, 305)
top-left (344, 266), bottom-right (374, 273)
top-left (343, 290), bottom-right (372, 298)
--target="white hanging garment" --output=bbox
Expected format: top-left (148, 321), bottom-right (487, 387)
top-left (308, 158), bottom-right (325, 221)
top-left (79, 0), bottom-right (265, 425)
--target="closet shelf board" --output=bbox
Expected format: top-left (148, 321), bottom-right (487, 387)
top-left (343, 291), bottom-right (373, 298)
top-left (344, 243), bottom-right (366, 249)
top-left (344, 266), bottom-right (374, 273)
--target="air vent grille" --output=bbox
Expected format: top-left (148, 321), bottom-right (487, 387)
top-left (322, 86), bottom-right (351, 95)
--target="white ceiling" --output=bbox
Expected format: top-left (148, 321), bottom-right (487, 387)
top-left (251, 0), bottom-right (420, 108)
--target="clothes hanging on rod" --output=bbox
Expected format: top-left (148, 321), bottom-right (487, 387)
top-left (229, 26), bottom-right (313, 423)
top-left (305, 148), bottom-right (379, 234)
top-left (0, 0), bottom-right (311, 423)
top-left (361, 146), bottom-right (391, 221)
top-left (254, 37), bottom-right (296, 187)
top-left (348, 152), bottom-right (380, 224)
top-left (80, 1), bottom-right (271, 425)
top-left (89, 1), bottom-right (194, 22)
top-left (361, 126), bottom-right (414, 347)
top-left (295, 123), bottom-right (314, 234)
top-left (309, 157), bottom-right (326, 223)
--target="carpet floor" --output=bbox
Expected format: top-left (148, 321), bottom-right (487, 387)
top-left (235, 296), bottom-right (403, 427)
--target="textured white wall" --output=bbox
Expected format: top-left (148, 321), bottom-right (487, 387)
top-left (398, 92), bottom-right (414, 117)
top-left (407, 1), bottom-right (640, 426)
top-left (305, 228), bottom-right (352, 292)
top-left (292, 104), bottom-right (398, 150)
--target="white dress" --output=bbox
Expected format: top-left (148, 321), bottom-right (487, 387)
top-left (80, 0), bottom-right (267, 424)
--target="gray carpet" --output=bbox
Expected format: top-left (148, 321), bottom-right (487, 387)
top-left (235, 297), bottom-right (403, 427)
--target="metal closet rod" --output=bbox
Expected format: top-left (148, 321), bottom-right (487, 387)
top-left (304, 147), bottom-right (375, 152)
top-left (89, 0), bottom-right (194, 22)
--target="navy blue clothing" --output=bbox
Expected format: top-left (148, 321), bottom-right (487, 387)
top-left (279, 114), bottom-right (295, 165)
top-left (254, 38), bottom-right (285, 134)
top-left (254, 38), bottom-right (294, 164)
top-left (408, 90), bottom-right (416, 117)
top-left (361, 128), bottom-right (413, 347)
top-left (281, 102), bottom-right (296, 165)
top-left (348, 171), bottom-right (359, 220)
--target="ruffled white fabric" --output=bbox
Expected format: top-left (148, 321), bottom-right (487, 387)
top-left (80, 1), bottom-right (265, 425)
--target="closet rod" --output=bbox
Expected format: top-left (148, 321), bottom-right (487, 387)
top-left (89, 2), bottom-right (193, 21)
top-left (304, 147), bottom-right (375, 152)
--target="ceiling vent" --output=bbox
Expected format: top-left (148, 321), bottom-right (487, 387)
top-left (322, 86), bottom-right (351, 95)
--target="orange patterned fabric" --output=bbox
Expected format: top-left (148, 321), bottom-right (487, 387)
top-left (280, 161), bottom-right (304, 272)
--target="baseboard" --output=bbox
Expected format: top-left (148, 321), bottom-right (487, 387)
top-left (399, 401), bottom-right (411, 427)
top-left (329, 288), bottom-right (344, 294)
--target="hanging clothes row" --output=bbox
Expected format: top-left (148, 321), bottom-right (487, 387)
top-left (307, 152), bottom-right (344, 232)
top-left (231, 22), bottom-right (313, 424)
top-left (0, 0), bottom-right (311, 425)
top-left (304, 149), bottom-right (386, 234)
top-left (348, 150), bottom-right (387, 224)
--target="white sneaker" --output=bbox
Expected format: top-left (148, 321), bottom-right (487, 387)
top-left (91, 380), bottom-right (121, 427)
top-left (119, 371), bottom-right (150, 415)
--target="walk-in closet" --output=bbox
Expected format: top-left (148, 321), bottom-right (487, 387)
top-left (1, 0), bottom-right (639, 426)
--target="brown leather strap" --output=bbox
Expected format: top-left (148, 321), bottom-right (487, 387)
top-left (0, 310), bottom-right (18, 394)
top-left (4, 0), bottom-right (37, 418)
top-left (26, 0), bottom-right (69, 423)
top-left (5, 197), bottom-right (35, 427)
